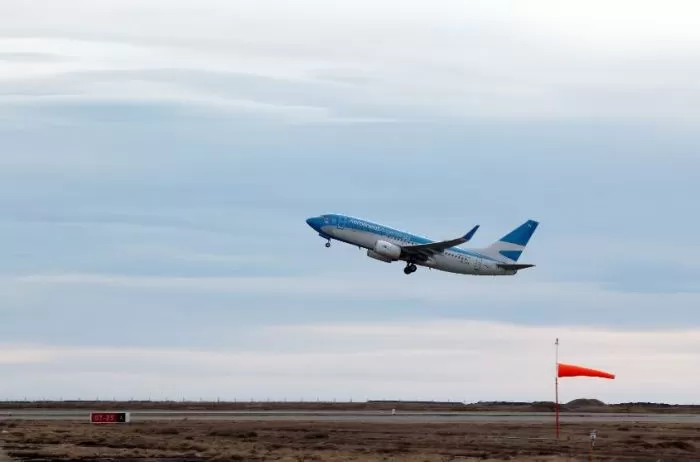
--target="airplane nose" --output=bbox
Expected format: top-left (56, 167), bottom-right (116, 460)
top-left (306, 216), bottom-right (322, 231)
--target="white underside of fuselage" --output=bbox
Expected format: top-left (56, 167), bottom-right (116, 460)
top-left (321, 226), bottom-right (516, 276)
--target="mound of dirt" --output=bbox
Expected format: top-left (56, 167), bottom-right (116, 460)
top-left (566, 398), bottom-right (606, 408)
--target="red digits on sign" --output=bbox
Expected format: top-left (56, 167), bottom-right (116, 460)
top-left (92, 412), bottom-right (123, 423)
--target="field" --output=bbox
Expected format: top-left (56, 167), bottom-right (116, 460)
top-left (2, 419), bottom-right (699, 462)
top-left (2, 399), bottom-right (700, 414)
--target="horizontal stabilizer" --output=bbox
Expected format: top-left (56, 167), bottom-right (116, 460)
top-left (497, 263), bottom-right (535, 270)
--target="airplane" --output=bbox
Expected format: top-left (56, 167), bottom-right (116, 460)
top-left (305, 214), bottom-right (538, 276)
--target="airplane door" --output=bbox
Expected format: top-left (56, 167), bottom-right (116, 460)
top-left (337, 216), bottom-right (346, 229)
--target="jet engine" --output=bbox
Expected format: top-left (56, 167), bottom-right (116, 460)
top-left (367, 250), bottom-right (392, 262)
top-left (371, 240), bottom-right (402, 260)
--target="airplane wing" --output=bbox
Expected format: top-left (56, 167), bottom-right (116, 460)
top-left (401, 225), bottom-right (479, 260)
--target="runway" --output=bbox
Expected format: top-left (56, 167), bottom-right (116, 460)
top-left (2, 409), bottom-right (700, 423)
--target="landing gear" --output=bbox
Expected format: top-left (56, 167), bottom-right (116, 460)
top-left (403, 263), bottom-right (417, 275)
top-left (325, 239), bottom-right (331, 248)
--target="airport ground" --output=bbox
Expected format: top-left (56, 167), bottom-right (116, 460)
top-left (2, 418), bottom-right (699, 461)
top-left (1, 402), bottom-right (699, 461)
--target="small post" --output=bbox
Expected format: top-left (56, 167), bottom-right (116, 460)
top-left (588, 429), bottom-right (597, 460)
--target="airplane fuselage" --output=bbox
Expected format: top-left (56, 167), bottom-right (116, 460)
top-left (306, 214), bottom-right (526, 276)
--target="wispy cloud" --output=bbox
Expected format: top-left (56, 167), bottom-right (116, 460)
top-left (0, 37), bottom-right (392, 123)
top-left (11, 271), bottom-right (698, 301)
top-left (3, 2), bottom-right (700, 122)
top-left (9, 271), bottom-right (700, 332)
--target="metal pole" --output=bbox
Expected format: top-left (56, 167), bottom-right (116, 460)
top-left (555, 337), bottom-right (560, 440)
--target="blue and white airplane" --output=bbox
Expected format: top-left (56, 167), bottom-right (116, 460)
top-left (305, 214), bottom-right (538, 276)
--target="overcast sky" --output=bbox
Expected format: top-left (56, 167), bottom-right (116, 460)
top-left (1, 0), bottom-right (699, 404)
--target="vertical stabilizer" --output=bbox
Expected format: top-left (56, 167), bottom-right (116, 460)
top-left (477, 219), bottom-right (538, 262)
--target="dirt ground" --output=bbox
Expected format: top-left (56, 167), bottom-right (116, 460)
top-left (1, 419), bottom-right (699, 462)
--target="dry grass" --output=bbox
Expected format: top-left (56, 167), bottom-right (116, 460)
top-left (2, 419), bottom-right (700, 461)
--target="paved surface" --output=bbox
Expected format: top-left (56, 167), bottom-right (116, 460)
top-left (2, 409), bottom-right (700, 423)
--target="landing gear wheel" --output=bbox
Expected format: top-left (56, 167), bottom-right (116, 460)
top-left (325, 241), bottom-right (331, 248)
top-left (403, 263), bottom-right (417, 274)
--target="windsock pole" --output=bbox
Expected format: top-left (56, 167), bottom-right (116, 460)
top-left (555, 337), bottom-right (560, 439)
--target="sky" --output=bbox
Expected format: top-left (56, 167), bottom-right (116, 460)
top-left (1, 0), bottom-right (700, 403)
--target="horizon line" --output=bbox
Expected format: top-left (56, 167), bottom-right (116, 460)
top-left (0, 399), bottom-right (698, 407)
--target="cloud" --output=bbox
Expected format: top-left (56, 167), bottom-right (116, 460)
top-left (2, 2), bottom-right (700, 122)
top-left (11, 269), bottom-right (699, 300)
top-left (0, 51), bottom-right (65, 62)
top-left (8, 271), bottom-right (700, 332)
top-left (1, 319), bottom-right (699, 403)
top-left (0, 37), bottom-right (393, 124)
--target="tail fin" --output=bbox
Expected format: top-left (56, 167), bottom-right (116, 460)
top-left (478, 219), bottom-right (539, 262)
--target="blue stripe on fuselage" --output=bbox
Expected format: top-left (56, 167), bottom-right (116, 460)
top-left (328, 214), bottom-right (499, 261)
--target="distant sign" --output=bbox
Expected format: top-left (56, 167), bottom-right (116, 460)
top-left (89, 412), bottom-right (130, 424)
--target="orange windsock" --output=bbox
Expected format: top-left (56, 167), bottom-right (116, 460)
top-left (557, 363), bottom-right (615, 379)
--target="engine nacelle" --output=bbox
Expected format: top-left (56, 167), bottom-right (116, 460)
top-left (367, 249), bottom-right (393, 263)
top-left (372, 240), bottom-right (402, 260)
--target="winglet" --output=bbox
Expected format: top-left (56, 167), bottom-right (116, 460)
top-left (463, 225), bottom-right (479, 242)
